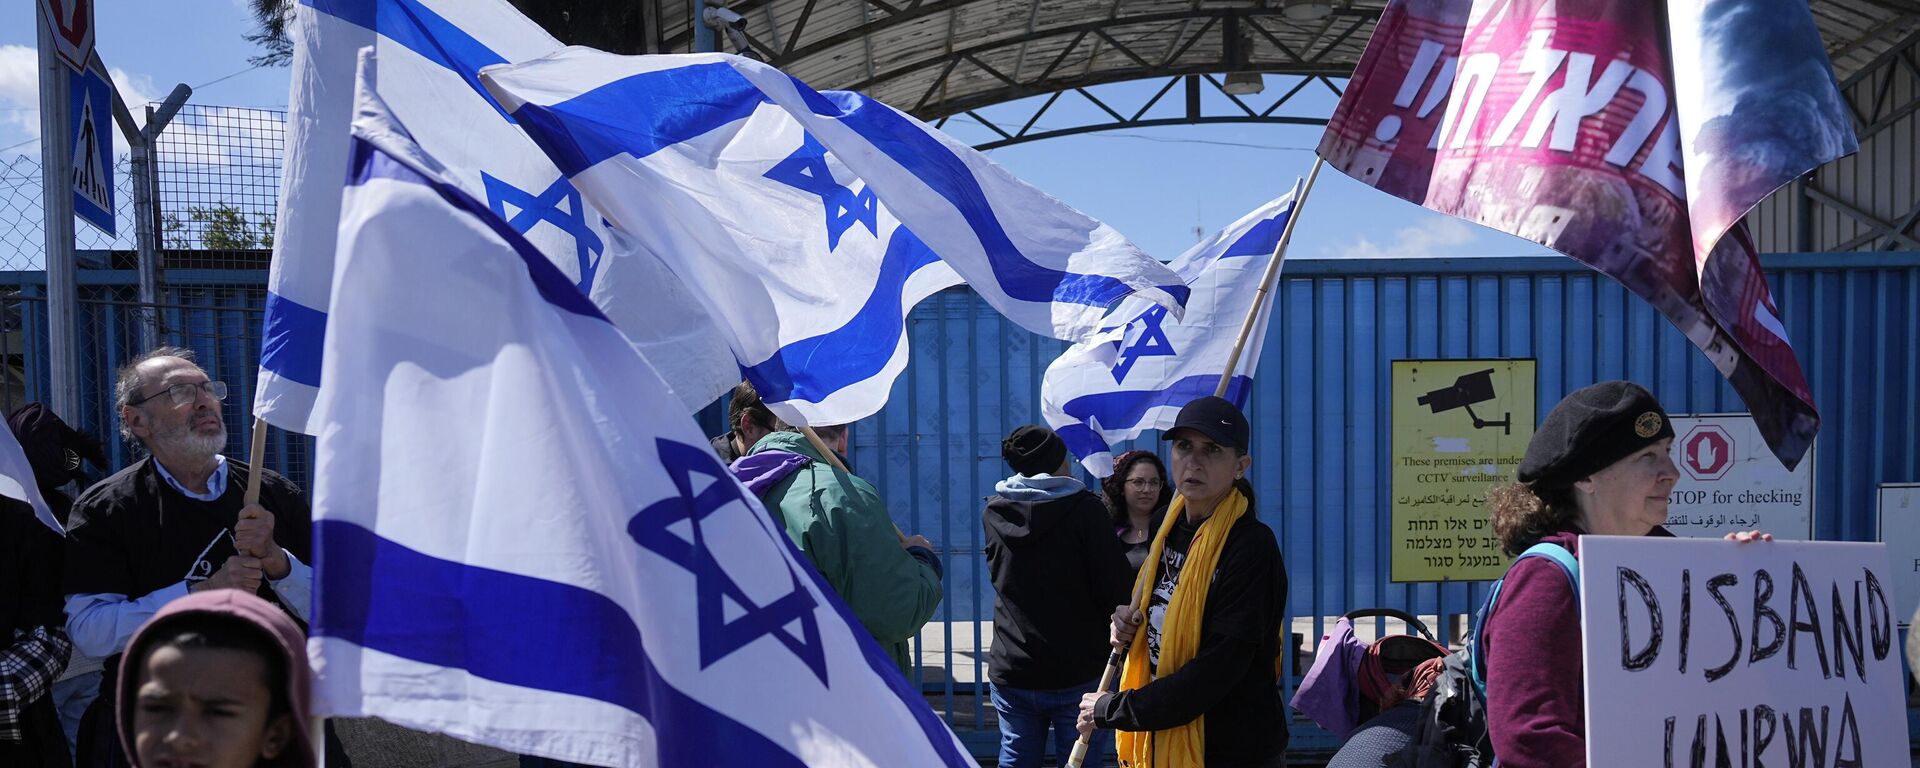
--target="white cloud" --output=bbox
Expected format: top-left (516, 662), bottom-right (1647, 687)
top-left (0, 49), bottom-right (177, 159)
top-left (107, 67), bottom-right (159, 119)
top-left (1, 45), bottom-right (42, 143)
top-left (1329, 217), bottom-right (1479, 259)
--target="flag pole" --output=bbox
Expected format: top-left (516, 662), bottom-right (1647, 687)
top-left (1068, 159), bottom-right (1326, 768)
top-left (243, 416), bottom-right (269, 505)
top-left (798, 424), bottom-right (905, 543)
top-left (798, 425), bottom-right (848, 473)
top-left (1213, 157), bottom-right (1324, 398)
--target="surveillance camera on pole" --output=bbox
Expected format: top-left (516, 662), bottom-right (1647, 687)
top-left (703, 6), bottom-right (763, 61)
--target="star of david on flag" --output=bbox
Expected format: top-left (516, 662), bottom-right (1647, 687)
top-left (257, 0), bottom-right (738, 435)
top-left (479, 47), bottom-right (1192, 427)
top-left (1110, 305), bottom-right (1177, 384)
top-left (309, 66), bottom-right (972, 767)
top-left (482, 173), bottom-right (605, 294)
top-left (1043, 185), bottom-right (1302, 477)
top-left (628, 438), bottom-right (828, 685)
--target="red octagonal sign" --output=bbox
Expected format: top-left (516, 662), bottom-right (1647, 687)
top-left (1680, 425), bottom-right (1734, 481)
top-left (38, 0), bottom-right (95, 73)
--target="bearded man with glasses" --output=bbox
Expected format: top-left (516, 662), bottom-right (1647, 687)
top-left (58, 347), bottom-right (318, 767)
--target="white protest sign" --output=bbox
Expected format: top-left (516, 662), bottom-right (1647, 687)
top-left (1878, 484), bottom-right (1920, 627)
top-left (1663, 414), bottom-right (1814, 540)
top-left (1580, 536), bottom-right (1906, 767)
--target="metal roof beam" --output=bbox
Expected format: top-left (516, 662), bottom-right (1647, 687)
top-left (841, 8), bottom-right (1365, 101)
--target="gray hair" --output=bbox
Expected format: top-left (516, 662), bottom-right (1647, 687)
top-left (113, 345), bottom-right (200, 444)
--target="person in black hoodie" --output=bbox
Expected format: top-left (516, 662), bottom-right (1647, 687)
top-left (984, 425), bottom-right (1133, 768)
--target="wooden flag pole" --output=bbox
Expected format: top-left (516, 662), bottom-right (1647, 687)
top-left (1068, 161), bottom-right (1326, 768)
top-left (798, 425), bottom-right (849, 473)
top-left (1065, 563), bottom-right (1156, 768)
top-left (798, 425), bottom-right (907, 543)
top-left (1213, 157), bottom-right (1325, 398)
top-left (243, 415), bottom-right (269, 505)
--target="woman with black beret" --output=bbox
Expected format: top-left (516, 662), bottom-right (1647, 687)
top-left (1479, 381), bottom-right (1769, 767)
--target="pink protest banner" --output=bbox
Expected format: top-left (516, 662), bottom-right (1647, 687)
top-left (1319, 0), bottom-right (1857, 468)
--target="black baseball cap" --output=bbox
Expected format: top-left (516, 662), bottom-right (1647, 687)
top-left (1161, 396), bottom-right (1250, 453)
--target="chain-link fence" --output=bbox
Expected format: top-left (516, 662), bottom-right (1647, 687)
top-left (0, 104), bottom-right (307, 487)
top-left (0, 154), bottom-right (140, 271)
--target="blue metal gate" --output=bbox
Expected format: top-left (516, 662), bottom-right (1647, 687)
top-left (9, 253), bottom-right (1915, 758)
top-left (849, 252), bottom-right (1920, 756)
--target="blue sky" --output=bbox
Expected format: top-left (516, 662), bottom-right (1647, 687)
top-left (0, 0), bottom-right (1556, 263)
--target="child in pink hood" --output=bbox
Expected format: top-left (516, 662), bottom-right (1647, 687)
top-left (116, 590), bottom-right (313, 768)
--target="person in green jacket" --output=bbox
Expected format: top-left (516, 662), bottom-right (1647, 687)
top-left (731, 425), bottom-right (944, 675)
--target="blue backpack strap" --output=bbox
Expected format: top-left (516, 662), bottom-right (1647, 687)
top-left (1468, 543), bottom-right (1579, 694)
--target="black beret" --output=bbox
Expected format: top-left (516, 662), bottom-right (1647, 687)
top-left (1517, 381), bottom-right (1675, 490)
top-left (1003, 424), bottom-right (1068, 477)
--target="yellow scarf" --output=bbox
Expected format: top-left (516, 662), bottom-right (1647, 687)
top-left (1115, 488), bottom-right (1249, 768)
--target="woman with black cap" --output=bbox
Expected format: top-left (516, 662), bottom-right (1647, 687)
top-left (983, 425), bottom-right (1133, 768)
top-left (1480, 381), bottom-right (1768, 767)
top-left (1076, 396), bottom-right (1290, 768)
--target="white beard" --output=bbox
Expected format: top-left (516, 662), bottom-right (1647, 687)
top-left (150, 421), bottom-right (227, 463)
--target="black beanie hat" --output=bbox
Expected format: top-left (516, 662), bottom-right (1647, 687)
top-left (1003, 424), bottom-right (1068, 477)
top-left (1517, 381), bottom-right (1675, 490)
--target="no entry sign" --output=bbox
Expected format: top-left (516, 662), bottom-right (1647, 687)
top-left (38, 0), bottom-right (95, 72)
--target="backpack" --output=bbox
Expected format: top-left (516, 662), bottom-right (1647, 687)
top-left (1385, 543), bottom-right (1579, 768)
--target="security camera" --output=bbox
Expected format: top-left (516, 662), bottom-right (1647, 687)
top-left (703, 7), bottom-right (764, 61)
top-left (704, 7), bottom-right (747, 30)
top-left (1416, 369), bottom-right (1512, 434)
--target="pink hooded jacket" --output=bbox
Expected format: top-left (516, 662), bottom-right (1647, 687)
top-left (116, 589), bottom-right (315, 768)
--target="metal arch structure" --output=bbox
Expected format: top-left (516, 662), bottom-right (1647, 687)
top-left (631, 1), bottom-right (1920, 133)
top-left (651, 2), bottom-right (1388, 123)
top-left (623, 0), bottom-right (1920, 254)
top-left (933, 71), bottom-right (1342, 150)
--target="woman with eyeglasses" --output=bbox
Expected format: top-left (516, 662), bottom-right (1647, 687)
top-left (1103, 450), bottom-right (1172, 575)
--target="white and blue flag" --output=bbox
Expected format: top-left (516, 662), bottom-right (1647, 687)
top-left (478, 49), bottom-right (1189, 426)
top-left (1041, 187), bottom-right (1301, 477)
top-left (310, 66), bottom-right (972, 768)
top-left (258, 0), bottom-right (737, 433)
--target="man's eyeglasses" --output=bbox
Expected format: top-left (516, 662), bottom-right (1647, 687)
top-left (128, 380), bottom-right (227, 408)
top-left (1125, 478), bottom-right (1163, 489)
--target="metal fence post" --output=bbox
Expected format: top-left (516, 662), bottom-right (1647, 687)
top-left (112, 87), bottom-right (191, 353)
top-left (135, 106), bottom-right (160, 349)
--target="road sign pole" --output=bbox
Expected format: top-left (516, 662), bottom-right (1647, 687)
top-left (37, 10), bottom-right (80, 420)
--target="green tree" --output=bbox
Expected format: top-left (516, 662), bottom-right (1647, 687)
top-left (191, 205), bottom-right (261, 250)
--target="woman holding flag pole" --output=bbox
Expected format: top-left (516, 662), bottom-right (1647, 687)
top-left (1070, 159), bottom-right (1322, 768)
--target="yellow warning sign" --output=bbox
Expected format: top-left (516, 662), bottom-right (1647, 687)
top-left (1391, 360), bottom-right (1536, 583)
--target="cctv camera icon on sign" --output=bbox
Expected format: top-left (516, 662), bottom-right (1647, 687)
top-left (1416, 369), bottom-right (1511, 434)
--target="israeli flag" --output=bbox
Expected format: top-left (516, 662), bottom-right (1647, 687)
top-left (0, 422), bottom-right (59, 535)
top-left (257, 0), bottom-right (737, 433)
top-left (478, 49), bottom-right (1189, 425)
top-left (1041, 185), bottom-right (1301, 477)
top-left (310, 64), bottom-right (972, 768)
